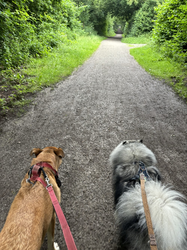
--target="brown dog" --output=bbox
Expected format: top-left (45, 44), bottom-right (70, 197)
top-left (0, 147), bottom-right (64, 250)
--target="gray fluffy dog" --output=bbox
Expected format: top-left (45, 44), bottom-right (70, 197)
top-left (109, 140), bottom-right (187, 250)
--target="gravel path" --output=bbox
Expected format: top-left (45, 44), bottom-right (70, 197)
top-left (0, 35), bottom-right (187, 250)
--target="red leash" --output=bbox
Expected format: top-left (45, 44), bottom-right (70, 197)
top-left (27, 164), bottom-right (77, 250)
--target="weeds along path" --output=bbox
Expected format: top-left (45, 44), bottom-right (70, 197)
top-left (0, 35), bottom-right (187, 249)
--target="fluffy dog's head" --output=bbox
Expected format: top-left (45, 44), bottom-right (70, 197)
top-left (110, 140), bottom-right (161, 205)
top-left (110, 141), bottom-right (187, 250)
top-left (30, 146), bottom-right (64, 171)
top-left (110, 140), bottom-right (158, 178)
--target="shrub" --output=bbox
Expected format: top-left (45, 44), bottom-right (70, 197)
top-left (0, 0), bottom-right (81, 69)
top-left (152, 0), bottom-right (187, 63)
top-left (130, 0), bottom-right (159, 36)
top-left (0, 6), bottom-right (35, 67)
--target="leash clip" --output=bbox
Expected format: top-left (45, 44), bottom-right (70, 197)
top-left (149, 234), bottom-right (157, 246)
top-left (138, 161), bottom-right (151, 181)
top-left (45, 175), bottom-right (53, 188)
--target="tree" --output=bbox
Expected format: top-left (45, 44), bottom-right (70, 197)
top-left (73, 0), bottom-right (108, 35)
top-left (104, 0), bottom-right (143, 21)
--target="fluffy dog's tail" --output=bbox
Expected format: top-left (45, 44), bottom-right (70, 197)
top-left (115, 181), bottom-right (187, 250)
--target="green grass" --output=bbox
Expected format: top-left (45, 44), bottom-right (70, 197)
top-left (0, 35), bottom-right (105, 114)
top-left (122, 34), bottom-right (151, 44)
top-left (130, 46), bottom-right (182, 79)
top-left (23, 35), bottom-right (105, 91)
top-left (121, 35), bottom-right (187, 100)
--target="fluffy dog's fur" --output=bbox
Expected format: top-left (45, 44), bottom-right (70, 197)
top-left (0, 146), bottom-right (64, 250)
top-left (110, 140), bottom-right (187, 250)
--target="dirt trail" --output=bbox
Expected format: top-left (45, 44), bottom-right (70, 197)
top-left (0, 35), bottom-right (187, 250)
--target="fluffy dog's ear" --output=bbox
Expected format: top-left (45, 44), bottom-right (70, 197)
top-left (30, 148), bottom-right (42, 157)
top-left (54, 147), bottom-right (65, 159)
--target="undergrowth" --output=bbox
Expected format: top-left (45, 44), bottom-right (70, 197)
top-left (0, 35), bottom-right (105, 115)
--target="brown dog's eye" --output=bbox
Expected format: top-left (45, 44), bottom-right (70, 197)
top-left (58, 155), bottom-right (62, 159)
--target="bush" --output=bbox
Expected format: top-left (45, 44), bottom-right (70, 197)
top-left (0, 0), bottom-right (81, 69)
top-left (152, 0), bottom-right (187, 63)
top-left (0, 7), bottom-right (35, 67)
top-left (130, 0), bottom-right (159, 36)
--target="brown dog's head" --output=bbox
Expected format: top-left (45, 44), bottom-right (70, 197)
top-left (30, 147), bottom-right (64, 171)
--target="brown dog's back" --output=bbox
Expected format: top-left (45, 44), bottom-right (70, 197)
top-left (0, 147), bottom-right (64, 250)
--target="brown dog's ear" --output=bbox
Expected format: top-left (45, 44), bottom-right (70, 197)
top-left (30, 148), bottom-right (43, 157)
top-left (54, 147), bottom-right (65, 159)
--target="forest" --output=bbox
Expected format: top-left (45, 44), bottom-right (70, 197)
top-left (0, 0), bottom-right (187, 111)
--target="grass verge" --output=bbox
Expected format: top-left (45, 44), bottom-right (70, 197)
top-left (122, 36), bottom-right (187, 100)
top-left (0, 35), bottom-right (105, 115)
top-left (122, 34), bottom-right (152, 44)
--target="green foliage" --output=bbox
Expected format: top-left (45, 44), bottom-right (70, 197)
top-left (0, 0), bottom-right (82, 69)
top-left (104, 0), bottom-right (143, 21)
top-left (73, 0), bottom-right (108, 35)
top-left (24, 35), bottom-right (105, 87)
top-left (103, 0), bottom-right (158, 37)
top-left (88, 0), bottom-right (108, 35)
top-left (123, 22), bottom-right (129, 37)
top-left (0, 5), bottom-right (35, 67)
top-left (93, 17), bottom-right (107, 35)
top-left (113, 18), bottom-right (126, 33)
top-left (130, 0), bottom-right (159, 36)
top-left (106, 14), bottom-right (116, 36)
top-left (152, 0), bottom-right (187, 63)
top-left (73, 0), bottom-right (146, 36)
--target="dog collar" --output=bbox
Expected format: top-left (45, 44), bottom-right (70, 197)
top-left (27, 162), bottom-right (61, 187)
top-left (124, 162), bottom-right (152, 187)
top-left (36, 162), bottom-right (58, 175)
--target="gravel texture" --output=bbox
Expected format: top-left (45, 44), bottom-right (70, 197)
top-left (0, 35), bottom-right (187, 250)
